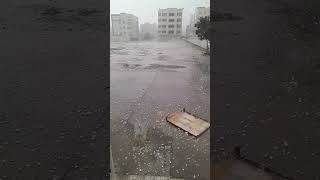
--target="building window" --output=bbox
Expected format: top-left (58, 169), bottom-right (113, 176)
top-left (123, 21), bottom-right (125, 24)
top-left (168, 25), bottom-right (174, 28)
top-left (177, 12), bottom-right (182, 16)
top-left (158, 19), bottom-right (161, 22)
top-left (158, 25), bottom-right (161, 28)
top-left (158, 12), bottom-right (161, 16)
top-left (177, 18), bottom-right (182, 22)
top-left (169, 13), bottom-right (175, 16)
top-left (169, 19), bottom-right (174, 22)
top-left (162, 13), bottom-right (167, 16)
top-left (176, 30), bottom-right (181, 34)
top-left (161, 25), bottom-right (166, 28)
top-left (162, 30), bottom-right (166, 33)
top-left (177, 24), bottom-right (181, 28)
top-left (168, 30), bottom-right (174, 34)
top-left (158, 30), bottom-right (161, 33)
top-left (162, 19), bottom-right (167, 22)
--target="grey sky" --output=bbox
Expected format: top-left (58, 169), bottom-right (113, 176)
top-left (110, 0), bottom-right (210, 34)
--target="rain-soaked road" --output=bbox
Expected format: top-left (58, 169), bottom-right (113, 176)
top-left (110, 40), bottom-right (210, 179)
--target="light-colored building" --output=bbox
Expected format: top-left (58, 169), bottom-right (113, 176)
top-left (111, 13), bottom-right (139, 41)
top-left (157, 8), bottom-right (183, 38)
top-left (186, 25), bottom-right (191, 37)
top-left (190, 7), bottom-right (210, 36)
top-left (140, 22), bottom-right (158, 39)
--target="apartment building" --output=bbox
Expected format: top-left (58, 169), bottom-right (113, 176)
top-left (111, 13), bottom-right (139, 41)
top-left (190, 7), bottom-right (210, 36)
top-left (157, 8), bottom-right (183, 38)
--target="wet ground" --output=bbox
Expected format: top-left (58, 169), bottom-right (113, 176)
top-left (111, 40), bottom-right (210, 179)
top-left (213, 0), bottom-right (320, 179)
top-left (0, 1), bottom-right (108, 179)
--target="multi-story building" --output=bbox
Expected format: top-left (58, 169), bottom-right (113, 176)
top-left (111, 13), bottom-right (139, 41)
top-left (157, 8), bottom-right (183, 38)
top-left (140, 22), bottom-right (158, 39)
top-left (186, 25), bottom-right (191, 37)
top-left (190, 7), bottom-right (210, 36)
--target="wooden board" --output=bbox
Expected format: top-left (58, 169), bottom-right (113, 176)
top-left (167, 111), bottom-right (209, 137)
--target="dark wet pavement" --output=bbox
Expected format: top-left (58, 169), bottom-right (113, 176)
top-left (111, 40), bottom-right (210, 179)
top-left (0, 1), bottom-right (108, 179)
top-left (213, 0), bottom-right (320, 179)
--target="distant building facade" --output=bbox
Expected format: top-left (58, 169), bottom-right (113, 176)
top-left (157, 8), bottom-right (183, 38)
top-left (111, 13), bottom-right (139, 41)
top-left (140, 22), bottom-right (157, 39)
top-left (190, 7), bottom-right (210, 36)
top-left (186, 25), bottom-right (191, 37)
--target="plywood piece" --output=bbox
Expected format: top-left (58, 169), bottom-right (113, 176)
top-left (167, 111), bottom-right (209, 136)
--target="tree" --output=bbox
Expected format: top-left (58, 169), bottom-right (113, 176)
top-left (194, 16), bottom-right (210, 54)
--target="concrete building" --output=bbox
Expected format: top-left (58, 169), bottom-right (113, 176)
top-left (140, 22), bottom-right (157, 40)
top-left (186, 25), bottom-right (191, 37)
top-left (157, 8), bottom-right (183, 38)
top-left (111, 13), bottom-right (139, 41)
top-left (190, 7), bottom-right (210, 36)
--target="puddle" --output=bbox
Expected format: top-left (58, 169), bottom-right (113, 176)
top-left (111, 47), bottom-right (125, 51)
top-left (158, 55), bottom-right (169, 61)
top-left (145, 64), bottom-right (185, 70)
top-left (120, 63), bottom-right (142, 70)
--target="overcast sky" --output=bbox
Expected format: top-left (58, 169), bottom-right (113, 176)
top-left (110, 0), bottom-right (209, 34)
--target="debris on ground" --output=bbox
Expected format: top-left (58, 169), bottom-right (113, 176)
top-left (166, 110), bottom-right (209, 137)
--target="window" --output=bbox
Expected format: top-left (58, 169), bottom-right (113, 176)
top-left (176, 30), bottom-right (181, 34)
top-left (162, 13), bottom-right (167, 16)
top-left (177, 24), bottom-right (181, 28)
top-left (123, 21), bottom-right (125, 24)
top-left (168, 25), bottom-right (174, 28)
top-left (168, 30), bottom-right (174, 34)
top-left (177, 18), bottom-right (182, 22)
top-left (169, 13), bottom-right (175, 16)
top-left (158, 12), bottom-right (161, 16)
top-left (162, 19), bottom-right (167, 22)
top-left (162, 30), bottom-right (166, 33)
top-left (169, 19), bottom-right (174, 22)
top-left (161, 25), bottom-right (166, 28)
top-left (177, 12), bottom-right (182, 16)
top-left (158, 30), bottom-right (161, 33)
